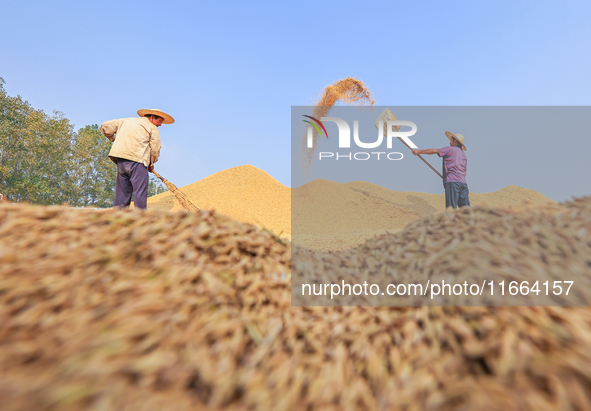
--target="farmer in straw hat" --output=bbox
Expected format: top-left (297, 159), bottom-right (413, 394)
top-left (100, 109), bottom-right (174, 209)
top-left (412, 132), bottom-right (470, 209)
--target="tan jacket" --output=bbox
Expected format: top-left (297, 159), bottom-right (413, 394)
top-left (100, 117), bottom-right (161, 167)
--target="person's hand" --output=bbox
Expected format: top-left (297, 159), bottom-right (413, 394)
top-left (148, 164), bottom-right (154, 173)
top-left (412, 150), bottom-right (419, 155)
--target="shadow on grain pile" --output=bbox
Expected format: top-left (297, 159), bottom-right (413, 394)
top-left (0, 198), bottom-right (591, 410)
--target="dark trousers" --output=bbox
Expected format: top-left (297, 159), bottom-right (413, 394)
top-left (445, 182), bottom-right (470, 209)
top-left (114, 159), bottom-right (149, 209)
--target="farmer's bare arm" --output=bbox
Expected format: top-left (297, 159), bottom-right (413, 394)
top-left (411, 149), bottom-right (438, 155)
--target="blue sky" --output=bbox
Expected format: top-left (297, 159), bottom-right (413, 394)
top-left (2, 0), bottom-right (590, 202)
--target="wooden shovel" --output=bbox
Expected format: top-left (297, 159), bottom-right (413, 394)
top-left (374, 108), bottom-right (443, 179)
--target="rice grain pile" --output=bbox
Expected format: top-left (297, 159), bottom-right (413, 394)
top-left (293, 197), bottom-right (591, 306)
top-left (291, 181), bottom-right (558, 250)
top-left (147, 165), bottom-right (291, 238)
top-left (147, 165), bottom-right (557, 251)
top-left (0, 204), bottom-right (290, 411)
top-left (2, 196), bottom-right (591, 410)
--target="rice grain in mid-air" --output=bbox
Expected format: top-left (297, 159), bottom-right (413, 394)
top-left (300, 77), bottom-right (375, 176)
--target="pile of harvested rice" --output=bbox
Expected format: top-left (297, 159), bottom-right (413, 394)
top-left (0, 204), bottom-right (290, 411)
top-left (292, 181), bottom-right (557, 251)
top-left (146, 165), bottom-right (291, 238)
top-left (147, 165), bottom-right (557, 250)
top-left (293, 197), bottom-right (591, 306)
top-left (1, 195), bottom-right (591, 410)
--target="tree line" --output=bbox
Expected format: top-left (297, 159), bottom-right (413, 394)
top-left (0, 78), bottom-right (166, 207)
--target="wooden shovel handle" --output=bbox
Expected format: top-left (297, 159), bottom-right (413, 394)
top-left (397, 137), bottom-right (443, 179)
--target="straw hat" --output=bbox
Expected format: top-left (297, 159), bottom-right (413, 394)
top-left (137, 109), bottom-right (175, 124)
top-left (445, 131), bottom-right (466, 151)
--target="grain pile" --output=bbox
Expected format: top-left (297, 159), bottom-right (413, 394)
top-left (147, 165), bottom-right (291, 238)
top-left (0, 203), bottom-right (290, 411)
top-left (146, 165), bottom-right (557, 251)
top-left (293, 181), bottom-right (557, 250)
top-left (2, 197), bottom-right (591, 410)
top-left (293, 197), bottom-right (591, 306)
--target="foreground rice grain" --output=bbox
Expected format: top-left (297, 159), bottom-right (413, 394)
top-left (1, 197), bottom-right (590, 410)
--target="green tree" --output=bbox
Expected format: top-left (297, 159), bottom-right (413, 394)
top-left (69, 125), bottom-right (117, 207)
top-left (0, 78), bottom-right (73, 204)
top-left (0, 78), bottom-right (120, 207)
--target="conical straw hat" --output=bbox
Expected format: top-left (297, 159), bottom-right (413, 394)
top-left (137, 109), bottom-right (175, 124)
top-left (445, 131), bottom-right (466, 151)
